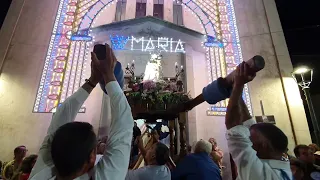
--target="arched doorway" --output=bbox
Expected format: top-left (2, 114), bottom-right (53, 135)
top-left (33, 0), bottom-right (251, 116)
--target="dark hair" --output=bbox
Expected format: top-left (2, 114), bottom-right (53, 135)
top-left (14, 146), bottom-right (26, 156)
top-left (290, 158), bottom-right (307, 174)
top-left (250, 123), bottom-right (288, 153)
top-left (21, 154), bottom-right (38, 173)
top-left (294, 145), bottom-right (309, 158)
top-left (51, 122), bottom-right (97, 177)
top-left (155, 142), bottom-right (170, 165)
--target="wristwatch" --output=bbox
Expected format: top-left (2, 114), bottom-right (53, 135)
top-left (85, 79), bottom-right (96, 88)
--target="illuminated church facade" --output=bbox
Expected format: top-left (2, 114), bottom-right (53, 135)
top-left (0, 0), bottom-right (312, 178)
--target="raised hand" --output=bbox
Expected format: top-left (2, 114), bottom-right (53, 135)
top-left (91, 44), bottom-right (117, 84)
top-left (234, 62), bottom-right (256, 87)
top-left (89, 59), bottom-right (102, 85)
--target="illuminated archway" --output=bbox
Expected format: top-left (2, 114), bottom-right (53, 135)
top-left (33, 0), bottom-right (251, 115)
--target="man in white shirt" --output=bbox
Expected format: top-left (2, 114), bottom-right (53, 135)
top-left (125, 137), bottom-right (171, 180)
top-left (29, 45), bottom-right (134, 180)
top-left (226, 62), bottom-right (292, 180)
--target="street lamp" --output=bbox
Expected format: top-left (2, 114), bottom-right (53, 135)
top-left (292, 67), bottom-right (320, 145)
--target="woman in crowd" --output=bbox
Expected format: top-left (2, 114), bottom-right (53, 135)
top-left (11, 154), bottom-right (38, 180)
top-left (209, 138), bottom-right (224, 169)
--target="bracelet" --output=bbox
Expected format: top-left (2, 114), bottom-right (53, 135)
top-left (85, 79), bottom-right (96, 88)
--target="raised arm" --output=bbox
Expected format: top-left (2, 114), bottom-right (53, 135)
top-left (175, 56), bottom-right (264, 113)
top-left (92, 46), bottom-right (134, 180)
top-left (225, 80), bottom-right (243, 130)
top-left (226, 63), bottom-right (269, 179)
top-left (30, 58), bottom-right (101, 179)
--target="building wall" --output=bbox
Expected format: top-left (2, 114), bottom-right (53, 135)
top-left (234, 0), bottom-right (312, 150)
top-left (0, 0), bottom-right (311, 171)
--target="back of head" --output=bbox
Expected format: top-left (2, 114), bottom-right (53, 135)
top-left (250, 123), bottom-right (288, 154)
top-left (21, 154), bottom-right (38, 174)
top-left (194, 140), bottom-right (212, 155)
top-left (155, 142), bottom-right (170, 165)
top-left (51, 122), bottom-right (97, 178)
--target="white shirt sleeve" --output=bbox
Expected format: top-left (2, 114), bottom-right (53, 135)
top-left (227, 118), bottom-right (268, 180)
top-left (29, 88), bottom-right (89, 179)
top-left (96, 81), bottom-right (134, 180)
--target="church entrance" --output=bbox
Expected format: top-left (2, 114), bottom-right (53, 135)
top-left (91, 16), bottom-right (208, 159)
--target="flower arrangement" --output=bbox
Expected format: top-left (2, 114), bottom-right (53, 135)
top-left (126, 78), bottom-right (191, 113)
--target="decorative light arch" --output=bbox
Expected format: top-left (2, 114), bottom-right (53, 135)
top-left (33, 0), bottom-right (251, 116)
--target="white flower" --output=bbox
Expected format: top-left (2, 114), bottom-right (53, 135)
top-left (161, 125), bottom-right (170, 133)
top-left (141, 92), bottom-right (147, 98)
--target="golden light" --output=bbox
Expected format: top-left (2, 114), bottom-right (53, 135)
top-left (293, 66), bottom-right (310, 74)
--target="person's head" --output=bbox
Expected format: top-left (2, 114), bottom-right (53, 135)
top-left (294, 144), bottom-right (315, 164)
top-left (21, 154), bottom-right (38, 174)
top-left (249, 123), bottom-right (288, 159)
top-left (14, 145), bottom-right (27, 161)
top-left (209, 138), bottom-right (218, 150)
top-left (145, 142), bottom-right (169, 165)
top-left (194, 140), bottom-right (212, 155)
top-left (290, 158), bottom-right (306, 180)
top-left (134, 121), bottom-right (137, 127)
top-left (309, 143), bottom-right (320, 153)
top-left (51, 122), bottom-right (97, 179)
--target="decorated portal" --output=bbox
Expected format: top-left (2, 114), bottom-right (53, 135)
top-left (33, 0), bottom-right (252, 116)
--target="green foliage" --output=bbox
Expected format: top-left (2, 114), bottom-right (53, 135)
top-left (126, 91), bottom-right (191, 110)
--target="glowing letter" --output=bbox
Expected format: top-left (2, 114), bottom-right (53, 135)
top-left (145, 38), bottom-right (155, 51)
top-left (158, 37), bottom-right (169, 52)
top-left (131, 36), bottom-right (144, 51)
top-left (175, 39), bottom-right (185, 53)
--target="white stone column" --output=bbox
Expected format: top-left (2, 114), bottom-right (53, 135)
top-left (184, 45), bottom-right (197, 144)
top-left (164, 0), bottom-right (173, 22)
top-left (146, 0), bottom-right (154, 16)
top-left (125, 0), bottom-right (136, 20)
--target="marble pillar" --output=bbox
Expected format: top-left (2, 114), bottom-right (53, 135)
top-left (125, 0), bottom-right (136, 20)
top-left (164, 0), bottom-right (173, 22)
top-left (184, 45), bottom-right (198, 145)
top-left (146, 0), bottom-right (154, 16)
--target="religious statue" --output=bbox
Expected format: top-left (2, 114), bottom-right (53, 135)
top-left (143, 53), bottom-right (163, 82)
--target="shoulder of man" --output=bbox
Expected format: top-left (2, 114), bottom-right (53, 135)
top-left (5, 160), bottom-right (15, 166)
top-left (3, 160), bottom-right (15, 171)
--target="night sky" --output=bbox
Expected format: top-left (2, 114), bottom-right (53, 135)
top-left (0, 0), bottom-right (319, 92)
top-left (276, 0), bottom-right (320, 94)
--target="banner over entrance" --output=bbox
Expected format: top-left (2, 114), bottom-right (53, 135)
top-left (110, 35), bottom-right (185, 53)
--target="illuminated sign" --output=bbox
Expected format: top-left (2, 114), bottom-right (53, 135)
top-left (110, 35), bottom-right (185, 53)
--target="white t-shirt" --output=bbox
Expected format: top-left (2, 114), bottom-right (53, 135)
top-left (29, 82), bottom-right (134, 180)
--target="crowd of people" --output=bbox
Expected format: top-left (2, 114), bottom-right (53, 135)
top-left (0, 45), bottom-right (320, 180)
